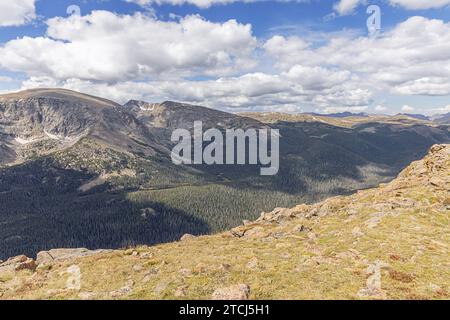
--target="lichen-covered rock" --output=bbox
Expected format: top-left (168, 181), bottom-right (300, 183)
top-left (212, 284), bottom-right (250, 300)
top-left (0, 255), bottom-right (36, 273)
top-left (36, 248), bottom-right (111, 265)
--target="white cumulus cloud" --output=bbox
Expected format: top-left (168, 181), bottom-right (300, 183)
top-left (0, 11), bottom-right (257, 82)
top-left (334, 0), bottom-right (450, 15)
top-left (333, 0), bottom-right (363, 16)
top-left (401, 105), bottom-right (415, 112)
top-left (264, 16), bottom-right (450, 97)
top-left (389, 0), bottom-right (450, 10)
top-left (0, 0), bottom-right (36, 26)
top-left (3, 8), bottom-right (450, 113)
top-left (126, 0), bottom-right (309, 9)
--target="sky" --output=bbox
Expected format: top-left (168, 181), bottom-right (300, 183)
top-left (0, 0), bottom-right (449, 115)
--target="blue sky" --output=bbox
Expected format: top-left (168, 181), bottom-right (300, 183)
top-left (0, 0), bottom-right (450, 115)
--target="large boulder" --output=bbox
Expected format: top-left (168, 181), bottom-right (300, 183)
top-left (212, 284), bottom-right (250, 300)
top-left (0, 255), bottom-right (36, 273)
top-left (180, 234), bottom-right (196, 242)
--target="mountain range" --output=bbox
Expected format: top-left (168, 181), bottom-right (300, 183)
top-left (0, 88), bottom-right (449, 260)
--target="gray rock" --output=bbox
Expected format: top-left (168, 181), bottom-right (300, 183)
top-left (180, 234), bottom-right (196, 241)
top-left (212, 284), bottom-right (250, 300)
top-left (0, 255), bottom-right (36, 273)
top-left (36, 248), bottom-right (111, 265)
top-left (246, 257), bottom-right (259, 270)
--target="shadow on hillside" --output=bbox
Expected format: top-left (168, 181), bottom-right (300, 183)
top-left (188, 121), bottom-right (449, 195)
top-left (0, 174), bottom-right (210, 260)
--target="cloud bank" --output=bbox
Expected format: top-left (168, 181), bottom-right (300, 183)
top-left (334, 0), bottom-right (450, 15)
top-left (1, 8), bottom-right (450, 113)
top-left (0, 0), bottom-right (36, 27)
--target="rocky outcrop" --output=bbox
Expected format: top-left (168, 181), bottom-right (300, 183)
top-left (0, 255), bottom-right (36, 273)
top-left (36, 248), bottom-right (112, 265)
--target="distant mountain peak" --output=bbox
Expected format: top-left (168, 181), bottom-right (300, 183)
top-left (303, 111), bottom-right (369, 118)
top-left (123, 100), bottom-right (161, 111)
top-left (396, 113), bottom-right (430, 121)
top-left (0, 88), bottom-right (120, 108)
top-left (431, 112), bottom-right (450, 124)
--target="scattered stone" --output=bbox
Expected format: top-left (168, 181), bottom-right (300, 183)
top-left (257, 211), bottom-right (274, 222)
top-left (154, 280), bottom-right (170, 295)
top-left (110, 280), bottom-right (134, 298)
top-left (219, 264), bottom-right (232, 272)
top-left (46, 289), bottom-right (67, 297)
top-left (246, 257), bottom-right (259, 270)
top-left (15, 257), bottom-right (36, 272)
top-left (429, 177), bottom-right (445, 188)
top-left (272, 232), bottom-right (285, 239)
top-left (275, 243), bottom-right (289, 249)
top-left (194, 263), bottom-right (207, 274)
top-left (307, 232), bottom-right (317, 241)
top-left (280, 252), bottom-right (291, 259)
top-left (230, 228), bottom-right (245, 238)
top-left (79, 292), bottom-right (97, 300)
top-left (146, 267), bottom-right (160, 276)
top-left (352, 227), bottom-right (364, 237)
top-left (179, 268), bottom-right (193, 277)
top-left (142, 274), bottom-right (153, 284)
top-left (365, 214), bottom-right (384, 229)
top-left (429, 283), bottom-right (442, 294)
top-left (212, 284), bottom-right (250, 300)
top-left (180, 234), bottom-right (196, 241)
top-left (244, 226), bottom-right (268, 239)
top-left (139, 252), bottom-right (154, 259)
top-left (123, 249), bottom-right (134, 256)
top-left (175, 285), bottom-right (188, 298)
top-left (36, 263), bottom-right (52, 272)
top-left (133, 264), bottom-right (144, 272)
top-left (293, 224), bottom-right (311, 233)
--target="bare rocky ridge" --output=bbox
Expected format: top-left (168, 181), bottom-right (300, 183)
top-left (0, 144), bottom-right (448, 300)
top-left (0, 88), bottom-right (167, 166)
top-left (432, 112), bottom-right (450, 124)
top-left (123, 100), bottom-right (267, 148)
top-left (124, 100), bottom-right (263, 130)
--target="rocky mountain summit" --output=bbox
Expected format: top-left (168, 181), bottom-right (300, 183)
top-left (0, 144), bottom-right (448, 300)
top-left (0, 88), bottom-right (168, 166)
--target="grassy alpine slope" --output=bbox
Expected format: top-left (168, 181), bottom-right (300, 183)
top-left (0, 144), bottom-right (448, 300)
